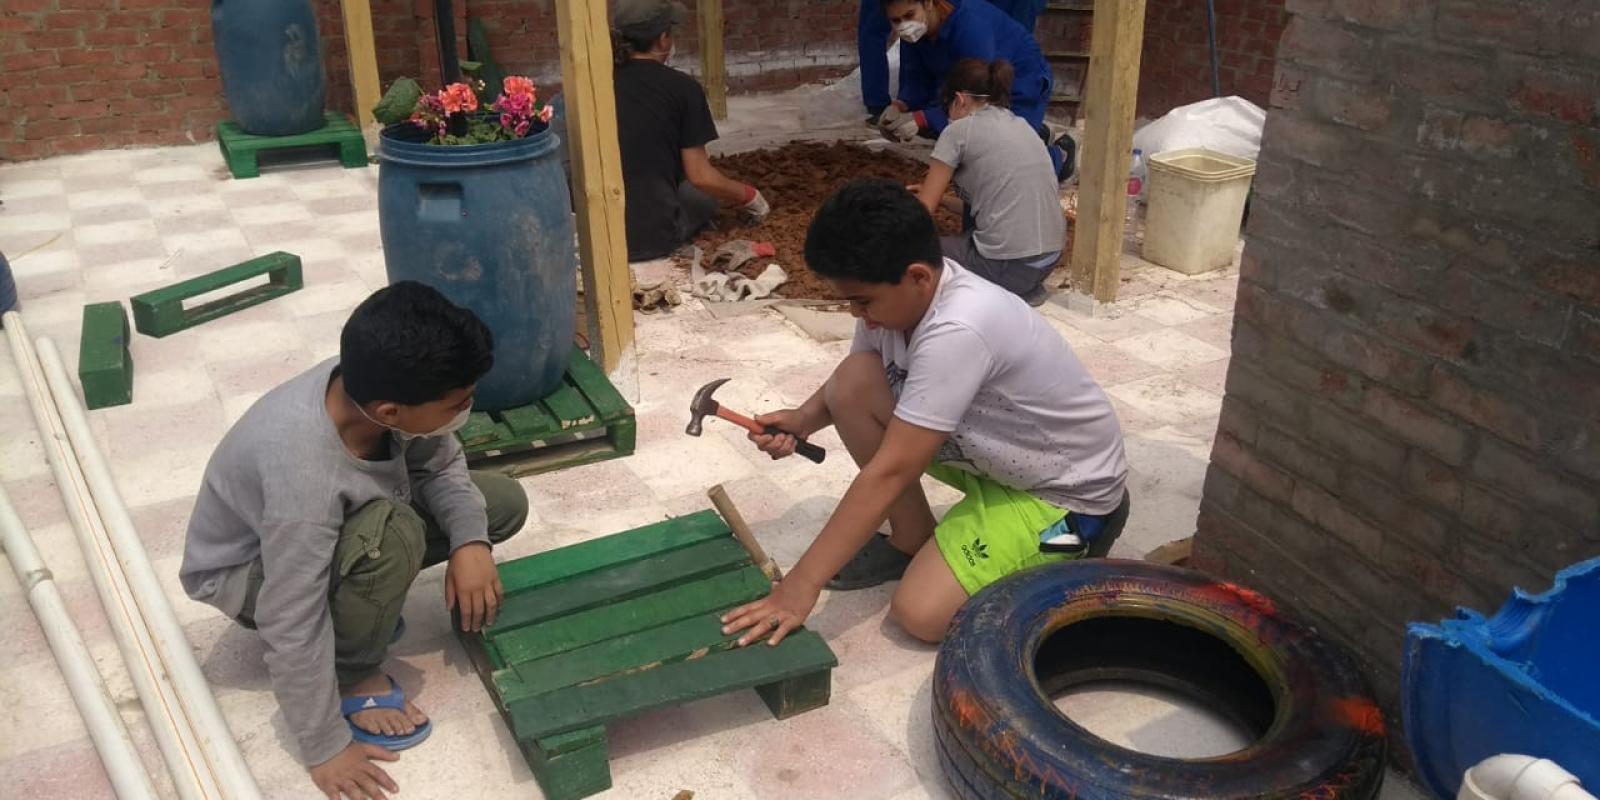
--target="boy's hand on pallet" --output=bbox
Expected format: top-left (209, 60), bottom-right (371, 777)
top-left (721, 577), bottom-right (821, 647)
top-left (446, 542), bottom-right (503, 632)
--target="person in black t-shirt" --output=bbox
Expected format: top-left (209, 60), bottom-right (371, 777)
top-left (611, 0), bottom-right (770, 262)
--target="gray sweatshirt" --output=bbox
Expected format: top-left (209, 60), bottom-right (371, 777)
top-left (180, 359), bottom-right (487, 766)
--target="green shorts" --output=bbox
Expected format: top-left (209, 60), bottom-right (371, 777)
top-left (929, 463), bottom-right (1078, 596)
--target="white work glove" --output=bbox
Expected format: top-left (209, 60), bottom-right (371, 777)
top-left (878, 106), bottom-right (919, 142)
top-left (740, 188), bottom-right (770, 224)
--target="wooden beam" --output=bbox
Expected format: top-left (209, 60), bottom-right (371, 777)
top-left (698, 0), bottom-right (728, 119)
top-left (1068, 0), bottom-right (1147, 304)
top-left (339, 0), bottom-right (382, 140)
top-left (556, 0), bottom-right (635, 374)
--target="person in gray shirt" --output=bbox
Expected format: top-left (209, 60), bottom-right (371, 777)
top-left (181, 282), bottom-right (528, 800)
top-left (912, 58), bottom-right (1067, 306)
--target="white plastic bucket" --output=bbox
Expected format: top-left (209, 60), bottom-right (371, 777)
top-left (1142, 148), bottom-right (1256, 275)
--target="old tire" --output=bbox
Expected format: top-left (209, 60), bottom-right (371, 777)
top-left (933, 560), bottom-right (1386, 799)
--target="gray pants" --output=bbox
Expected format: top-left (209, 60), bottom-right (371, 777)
top-left (235, 470), bottom-right (528, 687)
top-left (677, 181), bottom-right (719, 244)
top-left (940, 232), bottom-right (1060, 299)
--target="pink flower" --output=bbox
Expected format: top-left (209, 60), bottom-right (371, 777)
top-left (440, 83), bottom-right (478, 114)
top-left (538, 105), bottom-right (554, 124)
top-left (502, 75), bottom-right (536, 101)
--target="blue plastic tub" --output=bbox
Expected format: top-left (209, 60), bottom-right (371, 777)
top-left (211, 0), bottom-right (327, 136)
top-left (377, 122), bottom-right (578, 411)
top-left (1403, 556), bottom-right (1600, 798)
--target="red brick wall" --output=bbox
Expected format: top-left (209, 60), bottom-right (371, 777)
top-left (0, 0), bottom-right (856, 161)
top-left (1194, 0), bottom-right (1600, 731)
top-left (1138, 0), bottom-right (1287, 117)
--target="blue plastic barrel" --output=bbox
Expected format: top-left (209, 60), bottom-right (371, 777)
top-left (211, 0), bottom-right (327, 136)
top-left (0, 251), bottom-right (17, 316)
top-left (377, 122), bottom-right (578, 411)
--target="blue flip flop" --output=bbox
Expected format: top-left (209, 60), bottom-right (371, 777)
top-left (341, 676), bottom-right (432, 750)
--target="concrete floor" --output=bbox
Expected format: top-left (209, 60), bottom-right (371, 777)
top-left (0, 90), bottom-right (1426, 798)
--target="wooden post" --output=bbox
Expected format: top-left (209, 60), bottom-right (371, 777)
top-left (698, 0), bottom-right (728, 119)
top-left (340, 0), bottom-right (382, 142)
top-left (556, 0), bottom-right (636, 375)
top-left (1068, 0), bottom-right (1147, 304)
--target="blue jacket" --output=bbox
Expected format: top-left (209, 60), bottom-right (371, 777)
top-left (897, 0), bottom-right (1053, 133)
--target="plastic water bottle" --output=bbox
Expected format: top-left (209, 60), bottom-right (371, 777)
top-left (1125, 148), bottom-right (1144, 234)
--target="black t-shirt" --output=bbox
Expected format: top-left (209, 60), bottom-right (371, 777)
top-left (614, 59), bottom-right (719, 261)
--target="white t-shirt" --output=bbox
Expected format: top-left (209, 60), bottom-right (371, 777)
top-left (852, 259), bottom-right (1128, 515)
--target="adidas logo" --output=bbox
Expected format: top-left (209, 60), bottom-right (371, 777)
top-left (960, 538), bottom-right (989, 567)
top-left (362, 698), bottom-right (379, 709)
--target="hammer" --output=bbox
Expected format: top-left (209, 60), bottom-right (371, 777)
top-left (687, 378), bottom-right (827, 464)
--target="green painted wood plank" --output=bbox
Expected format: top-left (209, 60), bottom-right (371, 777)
top-left (543, 381), bottom-right (597, 429)
top-left (494, 510), bottom-right (729, 596)
top-left (606, 416), bottom-right (637, 456)
top-left (523, 728), bottom-right (610, 800)
top-left (219, 112), bottom-right (358, 148)
top-left (457, 411), bottom-right (507, 448)
top-left (756, 669), bottom-right (833, 720)
top-left (130, 251), bottom-right (302, 337)
top-left (502, 403), bottom-right (559, 438)
top-left (487, 538), bottom-right (751, 636)
top-left (564, 347), bottom-right (632, 422)
top-left (536, 726), bottom-right (606, 757)
top-left (493, 567), bottom-right (772, 665)
top-left (508, 631), bottom-right (837, 740)
top-left (78, 302), bottom-right (133, 410)
top-left (495, 614), bottom-right (739, 705)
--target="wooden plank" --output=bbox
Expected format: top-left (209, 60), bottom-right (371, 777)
top-left (508, 630), bottom-right (837, 740)
top-left (339, 0), bottom-right (382, 138)
top-left (494, 510), bottom-right (730, 596)
top-left (496, 614), bottom-right (738, 704)
top-left (130, 251), bottom-right (303, 337)
top-left (78, 302), bottom-right (133, 410)
top-left (457, 411), bottom-right (508, 448)
top-left (1068, 0), bottom-right (1147, 303)
top-left (487, 537), bottom-right (751, 635)
top-left (1144, 536), bottom-right (1194, 566)
top-left (564, 346), bottom-right (632, 422)
top-left (756, 669), bottom-right (832, 720)
top-left (698, 0), bottom-right (728, 120)
top-left (523, 728), bottom-right (611, 800)
top-left (493, 566), bottom-right (772, 665)
top-left (543, 382), bottom-right (597, 429)
top-left (479, 436), bottom-right (621, 479)
top-left (502, 403), bottom-right (559, 438)
top-left (555, 0), bottom-right (635, 374)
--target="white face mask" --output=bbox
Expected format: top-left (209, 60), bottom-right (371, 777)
top-left (896, 20), bottom-right (927, 43)
top-left (357, 402), bottom-right (472, 441)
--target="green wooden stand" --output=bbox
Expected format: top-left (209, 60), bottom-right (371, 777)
top-left (216, 112), bottom-right (368, 179)
top-left (457, 347), bottom-right (636, 478)
top-left (458, 510), bottom-right (838, 800)
top-left (130, 252), bottom-right (302, 338)
top-left (79, 302), bottom-right (133, 409)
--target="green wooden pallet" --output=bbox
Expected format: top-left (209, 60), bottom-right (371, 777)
top-left (216, 111), bottom-right (368, 179)
top-left (458, 510), bottom-right (838, 800)
top-left (457, 347), bottom-right (636, 478)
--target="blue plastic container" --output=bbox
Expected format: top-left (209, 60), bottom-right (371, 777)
top-left (377, 122), bottom-right (578, 411)
top-left (211, 0), bottom-right (327, 136)
top-left (0, 251), bottom-right (17, 316)
top-left (1403, 556), bottom-right (1600, 798)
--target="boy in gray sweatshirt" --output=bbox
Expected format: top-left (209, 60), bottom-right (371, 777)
top-left (181, 282), bottom-right (528, 800)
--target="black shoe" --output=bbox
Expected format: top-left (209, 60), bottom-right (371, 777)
top-left (827, 534), bottom-right (913, 590)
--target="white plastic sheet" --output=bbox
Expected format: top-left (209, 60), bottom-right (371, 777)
top-left (1131, 96), bottom-right (1266, 199)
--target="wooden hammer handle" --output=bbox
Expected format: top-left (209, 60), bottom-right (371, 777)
top-left (708, 483), bottom-right (783, 582)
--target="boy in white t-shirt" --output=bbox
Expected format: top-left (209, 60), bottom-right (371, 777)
top-left (721, 180), bottom-right (1129, 646)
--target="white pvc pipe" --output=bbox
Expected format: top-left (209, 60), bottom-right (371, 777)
top-left (33, 334), bottom-right (265, 800)
top-left (0, 482), bottom-right (160, 800)
top-left (1460, 755), bottom-right (1595, 800)
top-left (2, 311), bottom-right (220, 800)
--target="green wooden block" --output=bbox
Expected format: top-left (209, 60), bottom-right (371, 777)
top-left (457, 411), bottom-right (507, 449)
top-left (607, 416), bottom-right (638, 456)
top-left (493, 567), bottom-right (772, 665)
top-left (524, 727), bottom-right (610, 800)
top-left (508, 630), bottom-right (838, 740)
top-left (502, 403), bottom-right (559, 438)
top-left (756, 668), bottom-right (833, 720)
top-left (488, 538), bottom-right (751, 635)
top-left (495, 510), bottom-right (729, 596)
top-left (78, 302), bottom-right (133, 410)
top-left (543, 382), bottom-right (597, 429)
top-left (565, 346), bottom-right (632, 422)
top-left (216, 112), bottom-right (367, 180)
top-left (130, 251), bottom-right (303, 338)
top-left (495, 613), bottom-right (739, 705)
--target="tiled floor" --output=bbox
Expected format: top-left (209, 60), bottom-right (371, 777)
top-left (0, 103), bottom-right (1425, 799)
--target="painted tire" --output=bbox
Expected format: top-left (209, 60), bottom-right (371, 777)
top-left (933, 560), bottom-right (1387, 799)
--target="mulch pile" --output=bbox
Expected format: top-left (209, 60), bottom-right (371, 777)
top-left (691, 141), bottom-right (962, 300)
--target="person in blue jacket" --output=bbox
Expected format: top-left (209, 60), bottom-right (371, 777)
top-left (875, 0), bottom-right (1066, 176)
top-left (858, 0), bottom-right (1047, 123)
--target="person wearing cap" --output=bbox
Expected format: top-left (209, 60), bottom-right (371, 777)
top-left (611, 0), bottom-right (770, 262)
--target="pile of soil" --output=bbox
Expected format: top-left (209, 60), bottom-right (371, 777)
top-left (692, 141), bottom-right (963, 299)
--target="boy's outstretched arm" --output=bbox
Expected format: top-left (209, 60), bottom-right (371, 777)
top-left (723, 418), bottom-right (946, 646)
